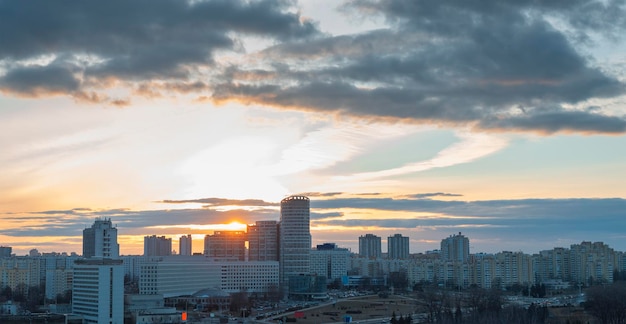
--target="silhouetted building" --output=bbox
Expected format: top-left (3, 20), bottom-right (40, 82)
top-left (388, 234), bottom-right (410, 259)
top-left (440, 232), bottom-right (469, 262)
top-left (0, 246), bottom-right (11, 258)
top-left (179, 234), bottom-right (192, 256)
top-left (144, 235), bottom-right (172, 256)
top-left (359, 234), bottom-right (382, 259)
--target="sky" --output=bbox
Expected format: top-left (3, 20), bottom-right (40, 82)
top-left (1, 0), bottom-right (625, 256)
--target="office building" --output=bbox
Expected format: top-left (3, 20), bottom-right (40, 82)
top-left (279, 195), bottom-right (311, 289)
top-left (247, 220), bottom-right (279, 261)
top-left (388, 234), bottom-right (410, 260)
top-left (179, 234), bottom-right (192, 256)
top-left (144, 235), bottom-right (172, 256)
top-left (440, 232), bottom-right (470, 263)
top-left (82, 218), bottom-right (119, 258)
top-left (204, 231), bottom-right (246, 261)
top-left (139, 256), bottom-right (279, 297)
top-left (310, 243), bottom-right (350, 283)
top-left (72, 258), bottom-right (124, 324)
top-left (359, 234), bottom-right (382, 259)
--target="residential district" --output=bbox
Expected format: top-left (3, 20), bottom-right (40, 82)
top-left (0, 195), bottom-right (624, 323)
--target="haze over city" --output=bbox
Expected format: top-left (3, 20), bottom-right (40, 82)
top-left (1, 0), bottom-right (626, 256)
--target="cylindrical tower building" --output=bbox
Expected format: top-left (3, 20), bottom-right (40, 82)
top-left (279, 195), bottom-right (311, 290)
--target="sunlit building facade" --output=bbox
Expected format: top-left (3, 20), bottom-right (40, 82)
top-left (247, 220), bottom-right (279, 261)
top-left (204, 231), bottom-right (246, 261)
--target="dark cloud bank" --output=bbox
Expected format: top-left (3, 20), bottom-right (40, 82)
top-left (2, 0), bottom-right (625, 133)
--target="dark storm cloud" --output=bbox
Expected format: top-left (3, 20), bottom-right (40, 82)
top-left (0, 0), bottom-right (318, 97)
top-left (214, 0), bottom-right (626, 134)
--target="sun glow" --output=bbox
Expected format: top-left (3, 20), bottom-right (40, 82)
top-left (147, 221), bottom-right (247, 232)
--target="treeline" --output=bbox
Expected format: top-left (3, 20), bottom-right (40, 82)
top-left (0, 284), bottom-right (71, 313)
top-left (415, 287), bottom-right (549, 324)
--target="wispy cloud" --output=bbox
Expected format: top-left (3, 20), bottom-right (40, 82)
top-left (337, 132), bottom-right (508, 180)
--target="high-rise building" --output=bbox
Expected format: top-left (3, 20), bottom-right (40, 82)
top-left (247, 221), bottom-right (279, 261)
top-left (72, 258), bottom-right (124, 324)
top-left (359, 234), bottom-right (382, 259)
top-left (204, 231), bottom-right (246, 261)
top-left (440, 232), bottom-right (470, 263)
top-left (279, 195), bottom-right (311, 289)
top-left (144, 235), bottom-right (172, 256)
top-left (0, 246), bottom-right (12, 258)
top-left (179, 234), bottom-right (192, 256)
top-left (388, 234), bottom-right (410, 260)
top-left (82, 218), bottom-right (119, 258)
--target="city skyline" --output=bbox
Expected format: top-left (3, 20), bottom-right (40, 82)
top-left (1, 1), bottom-right (626, 256)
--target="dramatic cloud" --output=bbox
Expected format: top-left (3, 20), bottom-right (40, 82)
top-left (405, 193), bottom-right (464, 199)
top-left (160, 197), bottom-right (279, 207)
top-left (2, 197), bottom-right (625, 253)
top-left (0, 0), bottom-right (318, 100)
top-left (213, 0), bottom-right (626, 134)
top-left (2, 0), bottom-right (624, 134)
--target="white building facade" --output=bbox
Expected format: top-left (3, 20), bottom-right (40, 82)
top-left (139, 256), bottom-right (279, 297)
top-left (72, 259), bottom-right (124, 324)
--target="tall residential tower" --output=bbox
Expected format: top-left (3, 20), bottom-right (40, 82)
top-left (359, 234), bottom-right (382, 259)
top-left (388, 234), bottom-right (410, 259)
top-left (82, 218), bottom-right (119, 258)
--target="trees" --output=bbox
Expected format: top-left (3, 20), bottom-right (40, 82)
top-left (585, 282), bottom-right (626, 324)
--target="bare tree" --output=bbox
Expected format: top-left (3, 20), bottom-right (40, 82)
top-left (585, 282), bottom-right (626, 324)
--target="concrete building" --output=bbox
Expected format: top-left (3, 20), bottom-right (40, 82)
top-left (203, 231), bottom-right (246, 261)
top-left (359, 234), bottom-right (382, 259)
top-left (179, 234), bottom-right (192, 256)
top-left (139, 256), bottom-right (279, 297)
top-left (72, 258), bottom-right (124, 324)
top-left (569, 241), bottom-right (616, 284)
top-left (279, 195), bottom-right (311, 290)
top-left (0, 246), bottom-right (12, 258)
top-left (82, 218), bottom-right (119, 258)
top-left (0, 257), bottom-right (43, 295)
top-left (440, 232), bottom-right (469, 263)
top-left (310, 243), bottom-right (350, 283)
top-left (144, 235), bottom-right (172, 256)
top-left (387, 234), bottom-right (410, 260)
top-left (247, 220), bottom-right (279, 261)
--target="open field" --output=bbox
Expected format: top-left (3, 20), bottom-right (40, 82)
top-left (264, 295), bottom-right (423, 323)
